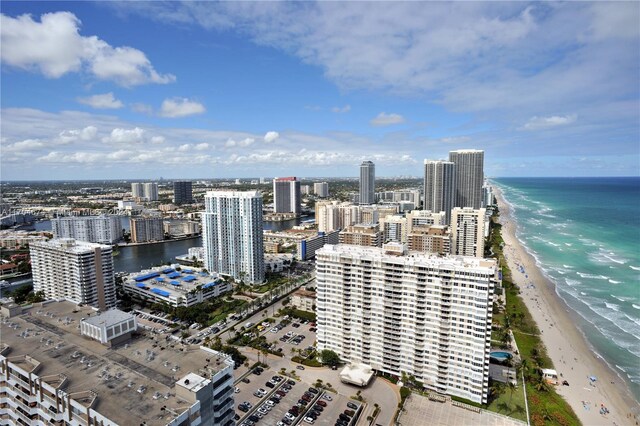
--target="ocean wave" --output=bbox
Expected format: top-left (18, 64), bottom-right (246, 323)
top-left (562, 264), bottom-right (574, 269)
top-left (611, 295), bottom-right (633, 302)
top-left (624, 314), bottom-right (640, 327)
top-left (633, 304), bottom-right (640, 310)
top-left (576, 272), bottom-right (609, 280)
top-left (580, 291), bottom-right (587, 296)
top-left (630, 266), bottom-right (640, 271)
top-left (603, 253), bottom-right (627, 265)
top-left (565, 278), bottom-right (580, 286)
top-left (616, 364), bottom-right (627, 373)
top-left (564, 243), bottom-right (572, 247)
top-left (608, 279), bottom-right (621, 284)
top-left (604, 302), bottom-right (621, 312)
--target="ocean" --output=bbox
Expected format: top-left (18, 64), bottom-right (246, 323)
top-left (493, 177), bottom-right (640, 402)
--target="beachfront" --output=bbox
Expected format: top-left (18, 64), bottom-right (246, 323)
top-left (495, 186), bottom-right (639, 426)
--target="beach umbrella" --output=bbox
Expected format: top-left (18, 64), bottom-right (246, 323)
top-left (589, 376), bottom-right (597, 382)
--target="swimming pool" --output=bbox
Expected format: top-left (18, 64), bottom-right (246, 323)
top-left (490, 351), bottom-right (512, 361)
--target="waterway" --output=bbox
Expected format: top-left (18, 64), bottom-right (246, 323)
top-left (33, 214), bottom-right (314, 273)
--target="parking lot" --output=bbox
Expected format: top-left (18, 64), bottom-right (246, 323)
top-left (257, 315), bottom-right (318, 356)
top-left (234, 362), bottom-right (363, 426)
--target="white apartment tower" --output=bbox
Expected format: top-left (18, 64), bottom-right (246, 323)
top-left (131, 182), bottom-right (144, 198)
top-left (51, 215), bottom-right (122, 244)
top-left (144, 182), bottom-right (159, 201)
top-left (424, 160), bottom-right (456, 224)
top-left (273, 177), bottom-right (301, 214)
top-left (314, 182), bottom-right (329, 198)
top-left (316, 244), bottom-right (496, 404)
top-left (202, 191), bottom-right (265, 284)
top-left (359, 161), bottom-right (375, 205)
top-left (379, 214), bottom-right (408, 243)
top-left (451, 207), bottom-right (486, 258)
top-left (449, 149), bottom-right (484, 209)
top-left (30, 239), bottom-right (116, 310)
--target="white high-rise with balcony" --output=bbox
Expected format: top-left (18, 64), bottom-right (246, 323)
top-left (449, 149), bottom-right (484, 209)
top-left (31, 239), bottom-right (116, 310)
top-left (424, 160), bottom-right (456, 224)
top-left (314, 182), bottom-right (329, 198)
top-left (359, 161), bottom-right (375, 205)
top-left (202, 191), bottom-right (265, 284)
top-left (451, 207), bottom-right (486, 258)
top-left (316, 244), bottom-right (496, 404)
top-left (52, 215), bottom-right (122, 244)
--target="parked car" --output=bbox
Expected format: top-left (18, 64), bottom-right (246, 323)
top-left (308, 387), bottom-right (319, 394)
top-left (297, 365), bottom-right (305, 370)
top-left (317, 400), bottom-right (327, 407)
top-left (347, 402), bottom-right (358, 410)
top-left (344, 409), bottom-right (355, 416)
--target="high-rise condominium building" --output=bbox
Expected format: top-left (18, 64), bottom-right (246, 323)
top-left (424, 160), bottom-right (456, 224)
top-left (339, 223), bottom-right (382, 247)
top-left (359, 161), bottom-right (376, 205)
top-left (314, 182), bottom-right (329, 198)
top-left (451, 207), bottom-right (486, 258)
top-left (131, 182), bottom-right (144, 198)
top-left (379, 214), bottom-right (408, 243)
top-left (52, 215), bottom-right (122, 244)
top-left (273, 177), bottom-right (301, 214)
top-left (407, 225), bottom-right (451, 255)
top-left (173, 181), bottom-right (193, 204)
top-left (316, 244), bottom-right (497, 404)
top-left (144, 182), bottom-right (159, 201)
top-left (449, 149), bottom-right (484, 209)
top-left (406, 210), bottom-right (446, 233)
top-left (202, 191), bottom-right (265, 284)
top-left (130, 217), bottom-right (164, 243)
top-left (31, 239), bottom-right (116, 310)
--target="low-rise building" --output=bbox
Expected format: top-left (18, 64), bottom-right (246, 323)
top-left (80, 309), bottom-right (137, 346)
top-left (0, 263), bottom-right (18, 276)
top-left (0, 300), bottom-right (235, 426)
top-left (122, 266), bottom-right (231, 308)
top-left (407, 225), bottom-right (451, 255)
top-left (291, 289), bottom-right (316, 312)
top-left (264, 253), bottom-right (294, 273)
top-left (339, 223), bottom-right (382, 247)
top-left (296, 230), bottom-right (340, 260)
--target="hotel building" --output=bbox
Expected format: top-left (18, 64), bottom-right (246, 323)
top-left (30, 239), bottom-right (116, 310)
top-left (315, 244), bottom-right (497, 403)
top-left (451, 207), bottom-right (486, 258)
top-left (202, 190), bottom-right (265, 284)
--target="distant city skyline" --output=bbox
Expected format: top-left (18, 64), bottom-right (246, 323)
top-left (1, 2), bottom-right (638, 180)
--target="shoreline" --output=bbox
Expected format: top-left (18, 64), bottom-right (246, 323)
top-left (116, 235), bottom-right (200, 247)
top-left (494, 185), bottom-right (639, 426)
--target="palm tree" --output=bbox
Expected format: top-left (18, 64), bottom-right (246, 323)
top-left (507, 381), bottom-right (517, 403)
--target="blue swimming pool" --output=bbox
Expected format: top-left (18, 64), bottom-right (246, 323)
top-left (490, 351), bottom-right (512, 361)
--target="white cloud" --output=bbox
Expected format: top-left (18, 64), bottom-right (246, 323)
top-left (102, 127), bottom-right (146, 144)
top-left (264, 131), bottom-right (279, 143)
top-left (225, 138), bottom-right (255, 148)
top-left (370, 112), bottom-right (405, 126)
top-left (194, 143), bottom-right (210, 150)
top-left (77, 92), bottom-right (123, 109)
top-left (3, 139), bottom-right (46, 152)
top-left (159, 98), bottom-right (206, 118)
top-left (150, 136), bottom-right (166, 144)
top-left (131, 103), bottom-right (154, 115)
top-left (521, 114), bottom-right (577, 131)
top-left (331, 105), bottom-right (351, 113)
top-left (56, 126), bottom-right (98, 143)
top-left (0, 11), bottom-right (174, 86)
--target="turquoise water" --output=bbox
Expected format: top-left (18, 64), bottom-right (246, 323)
top-left (493, 177), bottom-right (640, 402)
top-left (490, 351), bottom-right (513, 361)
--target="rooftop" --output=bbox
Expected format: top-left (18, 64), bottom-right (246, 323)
top-left (124, 266), bottom-right (225, 298)
top-left (1, 300), bottom-right (231, 426)
top-left (31, 238), bottom-right (111, 253)
top-left (82, 309), bottom-right (135, 327)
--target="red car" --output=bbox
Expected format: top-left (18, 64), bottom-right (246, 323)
top-left (316, 400), bottom-right (327, 407)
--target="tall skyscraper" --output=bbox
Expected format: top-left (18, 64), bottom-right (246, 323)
top-left (52, 215), bottom-right (122, 244)
top-left (423, 160), bottom-right (456, 224)
top-left (31, 239), bottom-right (116, 310)
top-left (359, 161), bottom-right (375, 205)
top-left (202, 191), bottom-right (264, 284)
top-left (144, 182), bottom-right (159, 201)
top-left (130, 217), bottom-right (164, 243)
top-left (173, 181), bottom-right (193, 204)
top-left (314, 182), bottom-right (329, 198)
top-left (273, 177), bottom-right (301, 214)
top-left (449, 149), bottom-right (484, 209)
top-left (316, 243), bottom-right (496, 404)
top-left (451, 207), bottom-right (486, 258)
top-left (131, 182), bottom-right (144, 198)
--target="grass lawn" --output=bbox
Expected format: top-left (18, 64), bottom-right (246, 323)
top-left (486, 377), bottom-right (528, 422)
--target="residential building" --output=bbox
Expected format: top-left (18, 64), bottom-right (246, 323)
top-left (130, 217), bottom-right (164, 243)
top-left (314, 182), bottom-right (329, 198)
top-left (301, 184), bottom-right (311, 195)
top-left (274, 177), bottom-right (301, 214)
top-left (407, 225), bottom-right (451, 255)
top-left (424, 160), bottom-right (456, 223)
top-left (131, 182), bottom-right (144, 198)
top-left (164, 220), bottom-right (201, 237)
top-left (451, 207), bottom-right (486, 258)
top-left (144, 182), bottom-right (159, 201)
top-left (291, 289), bottom-right (316, 312)
top-left (0, 263), bottom-right (18, 276)
top-left (379, 214), bottom-right (408, 243)
top-left (339, 223), bottom-right (382, 247)
top-left (483, 184), bottom-right (494, 207)
top-left (0, 230), bottom-right (48, 248)
top-left (52, 215), bottom-right (122, 244)
top-left (376, 189), bottom-right (421, 205)
top-left (122, 266), bottom-right (231, 307)
top-left (359, 161), bottom-right (376, 205)
top-left (202, 190), bottom-right (265, 283)
top-left (30, 239), bottom-right (116, 310)
top-left (0, 300), bottom-right (235, 426)
top-left (173, 181), bottom-right (193, 204)
top-left (406, 210), bottom-right (447, 234)
top-left (296, 230), bottom-right (340, 260)
top-left (315, 244), bottom-right (497, 404)
top-left (449, 149), bottom-right (484, 209)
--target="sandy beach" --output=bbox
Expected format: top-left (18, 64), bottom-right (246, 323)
top-left (494, 186), bottom-right (639, 426)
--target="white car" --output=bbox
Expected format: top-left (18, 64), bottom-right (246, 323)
top-left (235, 387), bottom-right (240, 393)
top-left (323, 394), bottom-right (332, 401)
top-left (303, 417), bottom-right (315, 424)
top-left (270, 327), bottom-right (279, 333)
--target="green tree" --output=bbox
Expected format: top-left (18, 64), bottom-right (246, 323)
top-left (319, 349), bottom-right (341, 367)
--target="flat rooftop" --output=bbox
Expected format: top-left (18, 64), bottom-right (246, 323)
top-left (83, 309), bottom-right (134, 327)
top-left (1, 300), bottom-right (230, 426)
top-left (123, 266), bottom-right (225, 298)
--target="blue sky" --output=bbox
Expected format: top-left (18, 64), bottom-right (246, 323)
top-left (1, 1), bottom-right (639, 180)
